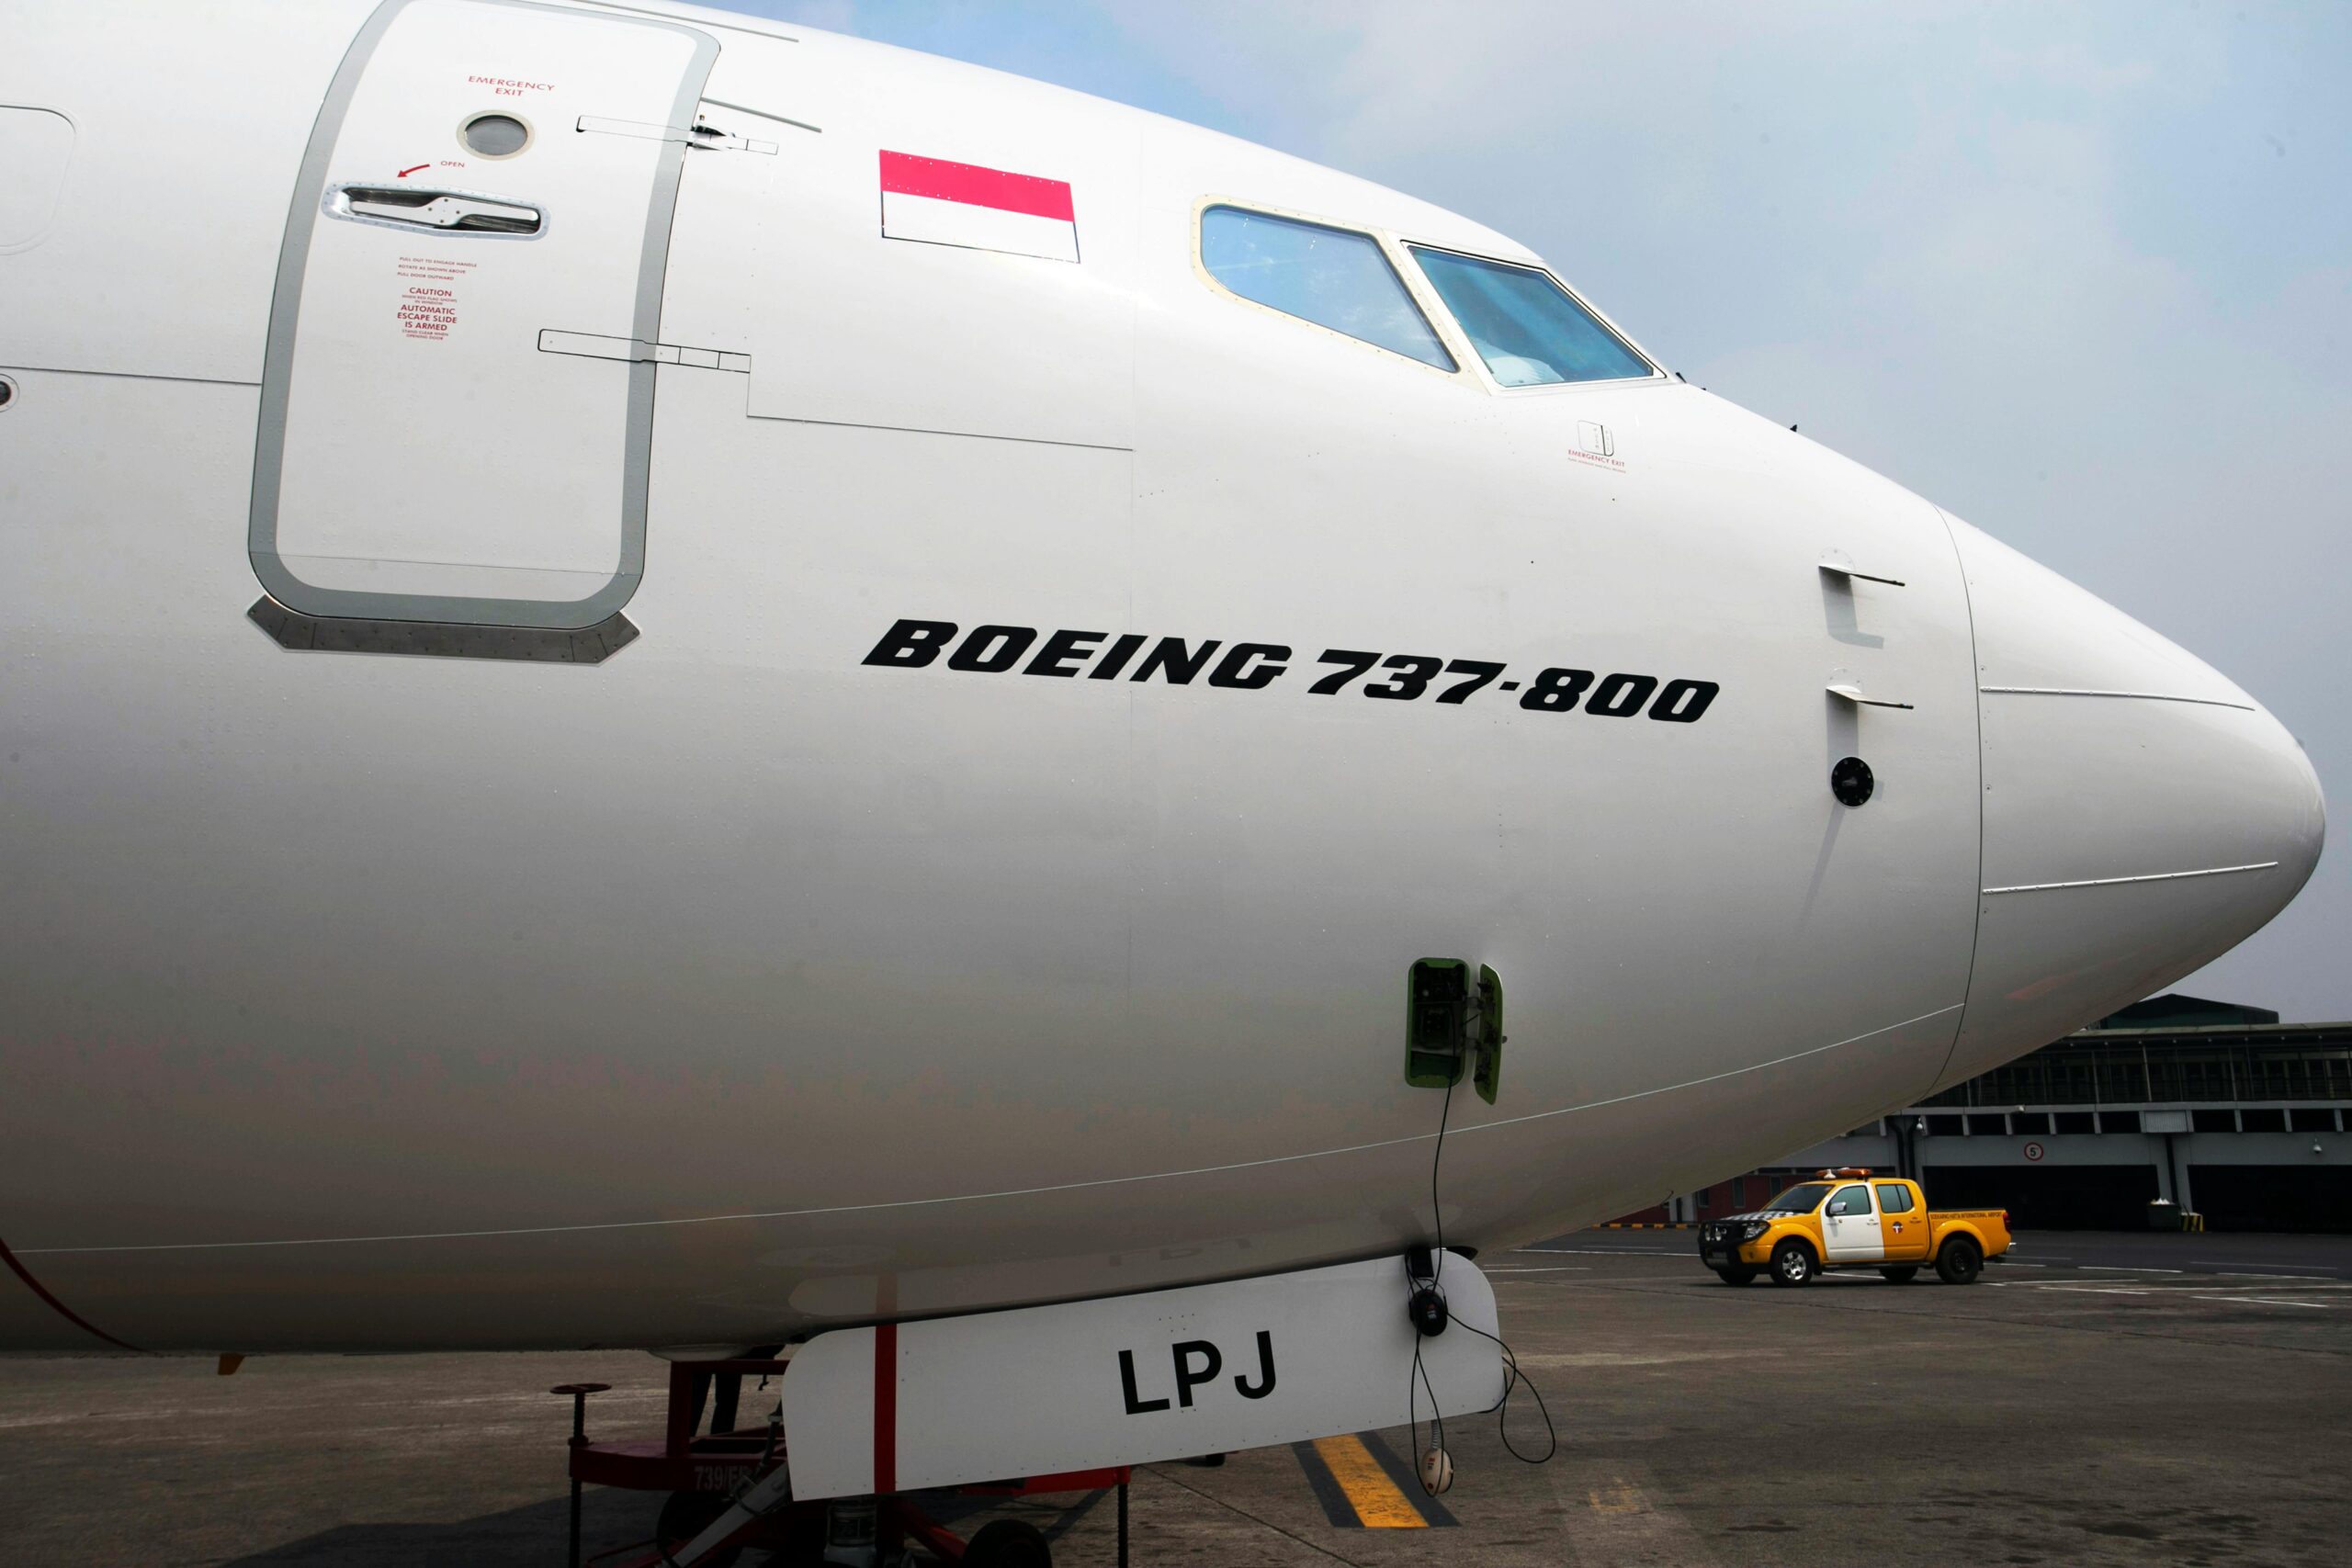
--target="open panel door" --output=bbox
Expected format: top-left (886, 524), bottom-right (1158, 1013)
top-left (251, 0), bottom-right (717, 637)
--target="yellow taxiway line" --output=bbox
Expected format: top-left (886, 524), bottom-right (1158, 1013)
top-left (1309, 1433), bottom-right (1429, 1528)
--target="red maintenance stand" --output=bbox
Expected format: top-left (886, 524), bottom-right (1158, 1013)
top-left (554, 1358), bottom-right (1132, 1568)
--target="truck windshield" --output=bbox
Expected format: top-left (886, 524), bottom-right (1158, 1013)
top-left (1759, 1182), bottom-right (1833, 1213)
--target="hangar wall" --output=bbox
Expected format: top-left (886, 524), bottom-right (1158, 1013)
top-left (1623, 997), bottom-right (2352, 1232)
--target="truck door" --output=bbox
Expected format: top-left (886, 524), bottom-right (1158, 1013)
top-left (1821, 1183), bottom-right (1883, 1261)
top-left (1874, 1181), bottom-right (1928, 1260)
top-left (251, 0), bottom-right (718, 635)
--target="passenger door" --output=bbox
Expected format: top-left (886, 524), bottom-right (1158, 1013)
top-left (1874, 1182), bottom-right (1928, 1261)
top-left (1821, 1183), bottom-right (1883, 1262)
top-left (252, 0), bottom-right (718, 632)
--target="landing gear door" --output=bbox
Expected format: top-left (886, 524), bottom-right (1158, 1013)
top-left (252, 0), bottom-right (718, 631)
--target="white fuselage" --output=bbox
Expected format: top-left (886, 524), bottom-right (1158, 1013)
top-left (0, 0), bottom-right (2323, 1354)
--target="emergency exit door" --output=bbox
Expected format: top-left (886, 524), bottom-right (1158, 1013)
top-left (251, 0), bottom-right (717, 632)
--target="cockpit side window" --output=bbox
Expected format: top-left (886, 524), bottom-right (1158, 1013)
top-left (1200, 206), bottom-right (1455, 371)
top-left (1408, 247), bottom-right (1652, 387)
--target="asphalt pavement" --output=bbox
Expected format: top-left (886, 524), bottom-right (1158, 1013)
top-left (2, 1228), bottom-right (2346, 1565)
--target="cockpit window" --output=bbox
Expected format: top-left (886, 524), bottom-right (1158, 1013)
top-left (1201, 207), bottom-right (1455, 371)
top-left (1408, 247), bottom-right (1652, 387)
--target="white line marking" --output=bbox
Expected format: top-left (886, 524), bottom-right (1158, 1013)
top-left (2168, 1281), bottom-right (2352, 1292)
top-left (1486, 1266), bottom-right (1592, 1273)
top-left (1996, 1279), bottom-right (2352, 1296)
top-left (2030, 1284), bottom-right (2154, 1295)
top-left (2184, 1265), bottom-right (2343, 1278)
top-left (2194, 1295), bottom-right (2336, 1309)
top-left (2075, 1265), bottom-right (2186, 1274)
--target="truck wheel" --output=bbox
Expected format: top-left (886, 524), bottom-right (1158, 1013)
top-left (965, 1519), bottom-right (1053, 1568)
top-left (1768, 1239), bottom-right (1815, 1288)
top-left (1714, 1266), bottom-right (1758, 1286)
top-left (1878, 1266), bottom-right (1919, 1284)
top-left (1935, 1236), bottom-right (1984, 1285)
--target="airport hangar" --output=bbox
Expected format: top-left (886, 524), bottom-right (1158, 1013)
top-left (1625, 994), bottom-right (2352, 1232)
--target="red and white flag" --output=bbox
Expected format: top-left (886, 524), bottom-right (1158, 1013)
top-left (879, 151), bottom-right (1078, 264)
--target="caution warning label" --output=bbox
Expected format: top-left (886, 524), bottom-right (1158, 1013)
top-left (397, 286), bottom-right (457, 341)
top-left (393, 255), bottom-right (478, 342)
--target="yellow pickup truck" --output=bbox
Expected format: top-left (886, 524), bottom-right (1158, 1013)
top-left (1697, 1170), bottom-right (2010, 1287)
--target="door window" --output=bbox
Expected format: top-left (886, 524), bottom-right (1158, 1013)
top-left (1826, 1185), bottom-right (1872, 1217)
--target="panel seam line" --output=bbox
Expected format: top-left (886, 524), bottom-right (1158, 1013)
top-left (17, 1005), bottom-right (1961, 1257)
top-left (1979, 685), bottom-right (2255, 710)
top-left (1982, 862), bottom-right (2278, 895)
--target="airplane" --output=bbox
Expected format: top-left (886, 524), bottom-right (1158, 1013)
top-left (0, 0), bottom-right (2325, 1541)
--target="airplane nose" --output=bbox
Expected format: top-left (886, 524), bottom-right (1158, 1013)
top-left (1931, 513), bottom-right (2324, 1089)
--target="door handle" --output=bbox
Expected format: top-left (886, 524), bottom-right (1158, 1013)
top-left (323, 183), bottom-right (545, 236)
top-left (1826, 680), bottom-right (1915, 711)
top-left (1818, 557), bottom-right (1905, 588)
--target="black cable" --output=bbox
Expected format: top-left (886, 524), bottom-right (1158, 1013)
top-left (1408, 1333), bottom-right (1448, 1494)
top-left (1406, 1069), bottom-right (1460, 1493)
top-left (1428, 1070), bottom-right (1456, 1283)
top-left (1410, 1054), bottom-right (1557, 1483)
top-left (1455, 1318), bottom-right (1558, 1464)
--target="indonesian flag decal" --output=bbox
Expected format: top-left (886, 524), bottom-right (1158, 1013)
top-left (879, 151), bottom-right (1079, 264)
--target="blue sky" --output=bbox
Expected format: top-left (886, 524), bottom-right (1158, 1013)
top-left (730, 1), bottom-right (2352, 1019)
